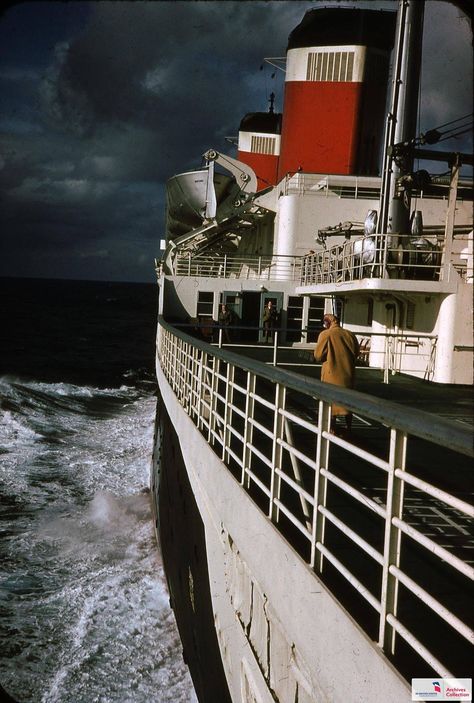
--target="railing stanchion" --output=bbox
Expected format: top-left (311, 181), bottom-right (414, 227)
top-left (312, 399), bottom-right (331, 572)
top-left (208, 355), bottom-right (219, 444)
top-left (269, 383), bottom-right (285, 523)
top-left (222, 363), bottom-right (233, 462)
top-left (384, 336), bottom-right (391, 384)
top-left (197, 351), bottom-right (206, 430)
top-left (242, 372), bottom-right (255, 488)
top-left (379, 427), bottom-right (407, 655)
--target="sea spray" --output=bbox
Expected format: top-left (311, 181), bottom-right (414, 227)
top-left (0, 377), bottom-right (196, 703)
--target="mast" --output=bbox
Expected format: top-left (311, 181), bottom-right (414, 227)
top-left (379, 0), bottom-right (425, 237)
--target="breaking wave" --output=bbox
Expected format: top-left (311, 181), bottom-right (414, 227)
top-left (0, 377), bottom-right (196, 703)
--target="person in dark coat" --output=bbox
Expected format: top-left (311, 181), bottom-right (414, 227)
top-left (262, 300), bottom-right (277, 343)
top-left (218, 304), bottom-right (233, 343)
top-left (314, 313), bottom-right (360, 433)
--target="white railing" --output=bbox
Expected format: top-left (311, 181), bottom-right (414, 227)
top-left (301, 233), bottom-right (444, 285)
top-left (281, 172), bottom-right (473, 201)
top-left (193, 324), bottom-right (438, 383)
top-left (174, 253), bottom-right (302, 281)
top-left (378, 333), bottom-right (438, 382)
top-left (158, 318), bottom-right (473, 682)
top-left (282, 172), bottom-right (381, 199)
top-left (168, 239), bottom-right (455, 284)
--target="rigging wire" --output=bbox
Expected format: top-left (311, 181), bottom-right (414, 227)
top-left (260, 61), bottom-right (279, 113)
top-left (419, 113), bottom-right (473, 145)
top-left (430, 112), bottom-right (473, 132)
top-left (436, 126), bottom-right (473, 143)
top-left (262, 62), bottom-right (269, 108)
top-left (418, 118), bottom-right (473, 146)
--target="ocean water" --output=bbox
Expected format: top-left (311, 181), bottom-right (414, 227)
top-left (0, 279), bottom-right (197, 703)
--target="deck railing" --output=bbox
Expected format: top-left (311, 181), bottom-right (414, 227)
top-left (280, 172), bottom-right (472, 201)
top-left (301, 233), bottom-right (446, 285)
top-left (157, 317), bottom-right (473, 682)
top-left (282, 172), bottom-right (381, 199)
top-left (187, 323), bottom-right (439, 382)
top-left (168, 230), bottom-right (469, 283)
top-left (174, 253), bottom-right (302, 281)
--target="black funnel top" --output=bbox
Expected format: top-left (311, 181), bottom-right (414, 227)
top-left (239, 112), bottom-right (282, 135)
top-left (288, 8), bottom-right (396, 52)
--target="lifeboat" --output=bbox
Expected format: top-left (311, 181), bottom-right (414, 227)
top-left (166, 169), bottom-right (236, 238)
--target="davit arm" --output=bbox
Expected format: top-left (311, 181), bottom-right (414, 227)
top-left (203, 149), bottom-right (258, 197)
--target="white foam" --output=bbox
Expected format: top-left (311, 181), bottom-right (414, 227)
top-left (0, 380), bottom-right (195, 702)
top-left (1, 410), bottom-right (43, 443)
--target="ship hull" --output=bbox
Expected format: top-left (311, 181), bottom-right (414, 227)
top-left (152, 361), bottom-right (412, 703)
top-left (150, 390), bottom-right (232, 703)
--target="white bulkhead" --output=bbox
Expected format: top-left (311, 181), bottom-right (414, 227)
top-left (285, 44), bottom-right (367, 82)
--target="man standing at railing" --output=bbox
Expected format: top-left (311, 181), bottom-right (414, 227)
top-left (314, 314), bottom-right (359, 435)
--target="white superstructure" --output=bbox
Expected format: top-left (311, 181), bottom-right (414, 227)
top-left (151, 2), bottom-right (473, 701)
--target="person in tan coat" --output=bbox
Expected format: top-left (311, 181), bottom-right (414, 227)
top-left (314, 314), bottom-right (360, 433)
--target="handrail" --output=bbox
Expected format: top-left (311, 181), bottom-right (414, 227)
top-left (185, 320), bottom-right (439, 383)
top-left (300, 232), bottom-right (449, 285)
top-left (157, 316), bottom-right (473, 683)
top-left (162, 227), bottom-right (472, 283)
top-left (159, 317), bottom-right (472, 456)
top-left (173, 252), bottom-right (302, 282)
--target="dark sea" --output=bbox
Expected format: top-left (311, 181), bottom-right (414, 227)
top-left (0, 278), bottom-right (196, 703)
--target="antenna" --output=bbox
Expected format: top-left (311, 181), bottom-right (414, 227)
top-left (268, 92), bottom-right (275, 114)
top-left (263, 57), bottom-right (286, 73)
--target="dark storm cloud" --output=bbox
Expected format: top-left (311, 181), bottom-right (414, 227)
top-left (47, 1), bottom-right (297, 119)
top-left (1, 0), bottom-right (310, 281)
top-left (0, 1), bottom-right (472, 282)
top-left (420, 2), bottom-right (472, 141)
top-left (40, 1), bottom-right (304, 172)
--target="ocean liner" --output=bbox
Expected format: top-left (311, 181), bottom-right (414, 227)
top-left (151, 2), bottom-right (473, 701)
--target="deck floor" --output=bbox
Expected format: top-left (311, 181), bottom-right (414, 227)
top-left (231, 342), bottom-right (474, 426)
top-left (353, 367), bottom-right (474, 426)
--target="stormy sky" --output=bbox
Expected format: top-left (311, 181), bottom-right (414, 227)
top-left (0, 1), bottom-right (472, 283)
